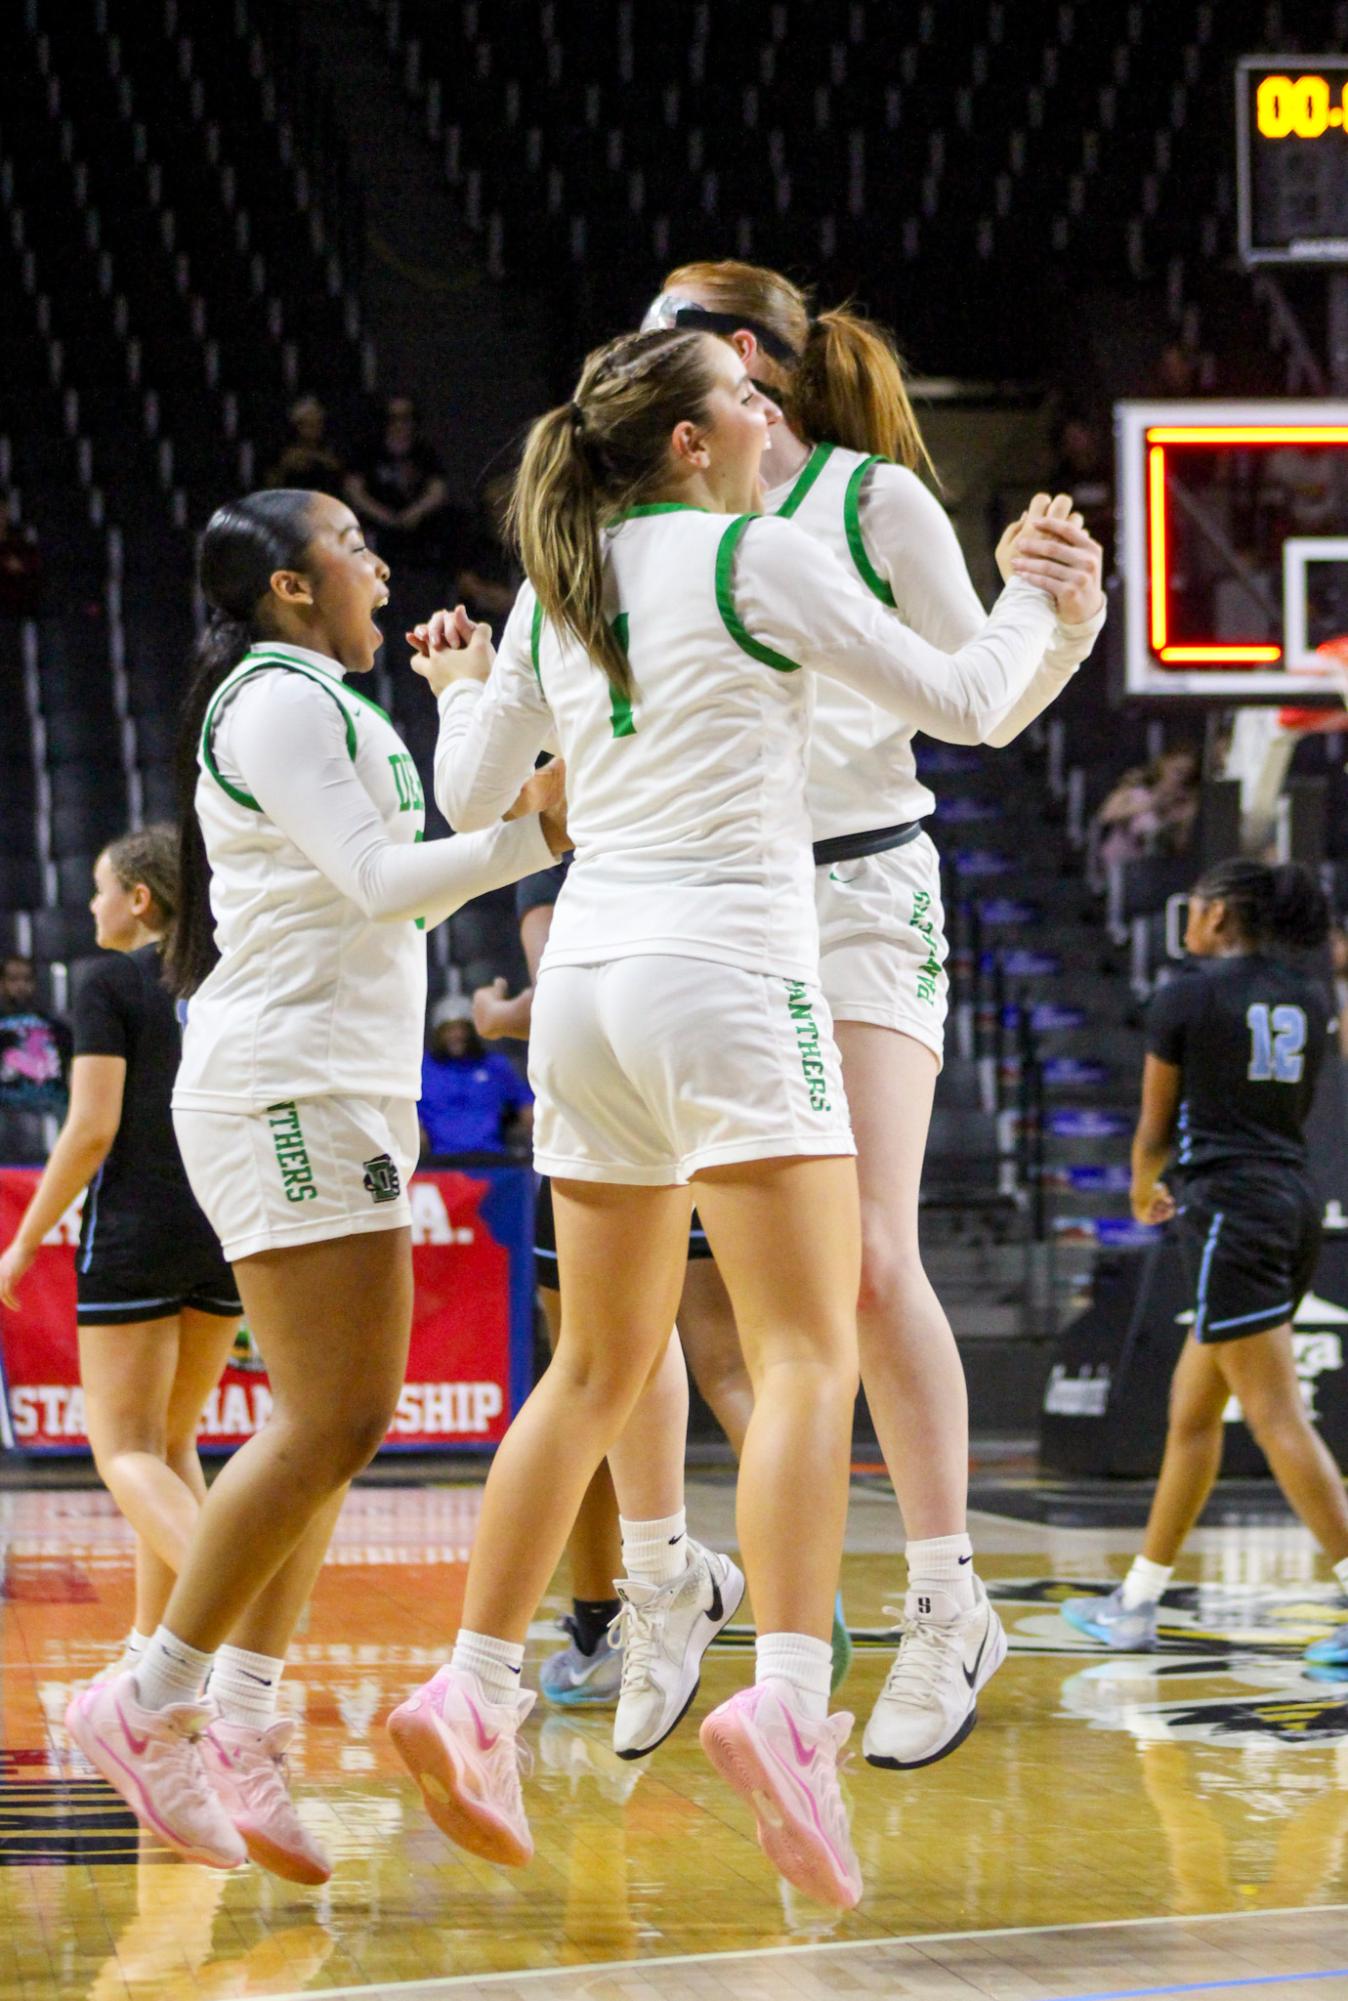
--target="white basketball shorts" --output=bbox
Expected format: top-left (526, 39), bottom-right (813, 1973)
top-left (173, 1094), bottom-right (419, 1263)
top-left (529, 956), bottom-right (855, 1185)
top-left (815, 830), bottom-right (948, 1065)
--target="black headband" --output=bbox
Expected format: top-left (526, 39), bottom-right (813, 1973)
top-left (669, 305), bottom-right (802, 366)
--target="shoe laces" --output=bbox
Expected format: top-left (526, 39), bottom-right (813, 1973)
top-left (879, 1604), bottom-right (963, 1707)
top-left (155, 1706), bottom-right (226, 1818)
top-left (609, 1592), bottom-right (668, 1694)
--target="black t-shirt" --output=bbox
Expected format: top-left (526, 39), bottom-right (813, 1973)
top-left (514, 854), bottom-right (571, 927)
top-left (1146, 953), bottom-right (1333, 1177)
top-left (73, 945), bottom-right (216, 1251)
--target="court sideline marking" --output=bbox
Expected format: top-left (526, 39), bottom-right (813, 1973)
top-left (253, 1900), bottom-right (1348, 2000)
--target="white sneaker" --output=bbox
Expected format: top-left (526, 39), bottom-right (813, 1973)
top-left (611, 1542), bottom-right (744, 1760)
top-left (863, 1577), bottom-right (1007, 1770)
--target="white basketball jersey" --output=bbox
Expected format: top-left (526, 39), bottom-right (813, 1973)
top-left (766, 442), bottom-right (980, 841)
top-left (175, 642), bottom-right (430, 1108)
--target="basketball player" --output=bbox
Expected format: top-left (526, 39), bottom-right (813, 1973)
top-left (63, 488), bottom-right (567, 1874)
top-left (387, 327), bottom-right (1102, 1908)
top-left (1061, 860), bottom-right (1348, 1655)
top-left (640, 260), bottom-right (1104, 1767)
top-left (0, 828), bottom-right (239, 1673)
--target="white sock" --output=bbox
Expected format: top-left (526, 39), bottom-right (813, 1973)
top-left (134, 1627), bottom-right (216, 1713)
top-left (906, 1532), bottom-right (977, 1613)
top-left (127, 1628), bottom-right (149, 1659)
top-left (620, 1509), bottom-right (688, 1588)
top-left (1333, 1555), bottom-right (1348, 1601)
top-left (451, 1629), bottom-right (526, 1708)
top-left (1121, 1557), bottom-right (1172, 1610)
top-left (756, 1632), bottom-right (832, 1721)
top-left (209, 1645), bottom-right (285, 1730)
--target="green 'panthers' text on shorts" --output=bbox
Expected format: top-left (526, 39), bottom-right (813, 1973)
top-left (785, 981), bottom-right (832, 1112)
top-left (267, 1100), bottom-right (317, 1203)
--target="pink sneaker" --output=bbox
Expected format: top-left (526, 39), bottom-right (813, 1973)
top-left (200, 1717), bottom-right (332, 1885)
top-left (388, 1666), bottom-right (535, 1867)
top-left (699, 1679), bottom-right (862, 1910)
top-left (65, 1671), bottom-right (246, 1871)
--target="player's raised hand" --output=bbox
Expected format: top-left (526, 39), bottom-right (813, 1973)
top-left (407, 604), bottom-right (494, 696)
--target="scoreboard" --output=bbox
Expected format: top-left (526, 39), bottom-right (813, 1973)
top-left (1238, 57), bottom-right (1348, 264)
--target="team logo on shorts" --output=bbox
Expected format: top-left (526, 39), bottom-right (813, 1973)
top-left (362, 1153), bottom-right (402, 1204)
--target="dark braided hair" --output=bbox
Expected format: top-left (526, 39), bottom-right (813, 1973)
top-left (1192, 857), bottom-right (1329, 954)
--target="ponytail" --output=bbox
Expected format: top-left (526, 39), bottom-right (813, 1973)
top-left (653, 259), bottom-right (936, 478)
top-left (1192, 856), bottom-right (1330, 956)
top-left (508, 329), bottom-right (719, 703)
top-left (791, 306), bottom-right (936, 480)
top-left (163, 489), bottom-right (317, 998)
top-left (509, 403), bottom-right (630, 698)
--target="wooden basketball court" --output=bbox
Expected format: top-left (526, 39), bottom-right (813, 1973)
top-left (3, 1471), bottom-right (1347, 1999)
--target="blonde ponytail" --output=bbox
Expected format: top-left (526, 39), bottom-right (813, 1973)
top-left (792, 307), bottom-right (936, 480)
top-left (508, 328), bottom-right (721, 701)
top-left (509, 403), bottom-right (630, 696)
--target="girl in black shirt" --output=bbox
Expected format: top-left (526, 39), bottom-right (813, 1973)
top-left (0, 828), bottom-right (241, 1671)
top-left (1063, 859), bottom-right (1348, 1655)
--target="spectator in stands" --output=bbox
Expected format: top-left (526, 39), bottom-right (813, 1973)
top-left (345, 396), bottom-right (454, 568)
top-left (1092, 750), bottom-right (1200, 884)
top-left (0, 953), bottom-right (71, 1160)
top-left (0, 494), bottom-right (43, 618)
top-left (419, 994), bottom-right (532, 1157)
top-left (264, 396), bottom-right (345, 499)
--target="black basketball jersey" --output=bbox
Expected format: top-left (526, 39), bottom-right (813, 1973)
top-left (1145, 953), bottom-right (1333, 1177)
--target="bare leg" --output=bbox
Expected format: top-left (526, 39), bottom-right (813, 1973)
top-left (678, 1259), bottom-right (753, 1455)
top-left (158, 1229), bottom-right (413, 1650)
top-left (224, 1489), bottom-right (347, 1657)
top-left (835, 1023), bottom-right (968, 1540)
top-left (128, 1310), bottom-right (239, 1634)
top-left (694, 1157), bottom-right (860, 1641)
top-left (1141, 1337), bottom-right (1231, 1566)
top-left (459, 1182), bottom-right (693, 1642)
top-left (1218, 1327), bottom-right (1348, 1562)
top-left (80, 1318), bottom-right (224, 1581)
top-left (605, 1331), bottom-right (690, 1523)
top-left (541, 1285), bottom-right (623, 1601)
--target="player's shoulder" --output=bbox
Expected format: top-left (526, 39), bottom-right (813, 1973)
top-left (1148, 963), bottom-right (1209, 1023)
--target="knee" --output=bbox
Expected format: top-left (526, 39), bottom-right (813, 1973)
top-left (279, 1393), bottom-right (399, 1487)
top-left (88, 1419), bottom-right (168, 1482)
top-left (856, 1234), bottom-right (928, 1325)
top-left (551, 1345), bottom-right (646, 1413)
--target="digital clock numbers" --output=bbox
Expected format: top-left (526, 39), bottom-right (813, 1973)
top-left (1257, 72), bottom-right (1348, 139)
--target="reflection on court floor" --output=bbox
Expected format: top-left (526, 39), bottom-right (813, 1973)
top-left (2, 1478), bottom-right (1346, 1999)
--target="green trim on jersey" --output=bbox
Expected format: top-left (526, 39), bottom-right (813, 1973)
top-left (609, 502), bottom-right (706, 524)
top-left (201, 658), bottom-right (359, 810)
top-left (842, 457), bottom-right (897, 607)
top-left (714, 516), bottom-right (802, 674)
top-left (529, 598), bottom-right (544, 687)
top-left (608, 612), bottom-right (636, 737)
top-left (773, 441), bottom-right (835, 519)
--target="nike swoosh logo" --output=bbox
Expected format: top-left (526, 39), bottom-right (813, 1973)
top-left (240, 1669), bottom-right (272, 1684)
top-left (115, 1697), bottom-right (149, 1757)
top-left (963, 1626), bottom-right (990, 1691)
top-left (958, 1554), bottom-right (973, 1565)
top-left (780, 1703), bottom-right (818, 1771)
top-left (464, 1696), bottom-right (500, 1753)
top-left (706, 1573), bottom-right (724, 1625)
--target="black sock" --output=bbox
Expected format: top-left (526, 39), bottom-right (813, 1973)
top-left (572, 1597), bottom-right (621, 1657)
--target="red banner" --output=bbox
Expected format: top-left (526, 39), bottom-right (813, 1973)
top-left (0, 1165), bottom-right (533, 1454)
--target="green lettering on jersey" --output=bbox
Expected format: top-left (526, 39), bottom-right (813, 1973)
top-left (608, 613), bottom-right (636, 739)
top-left (388, 752), bottom-right (424, 812)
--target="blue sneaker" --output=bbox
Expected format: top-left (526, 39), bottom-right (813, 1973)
top-left (539, 1618), bottom-right (624, 1707)
top-left (1060, 1586), bottom-right (1159, 1650)
top-left (1303, 1617), bottom-right (1348, 1669)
